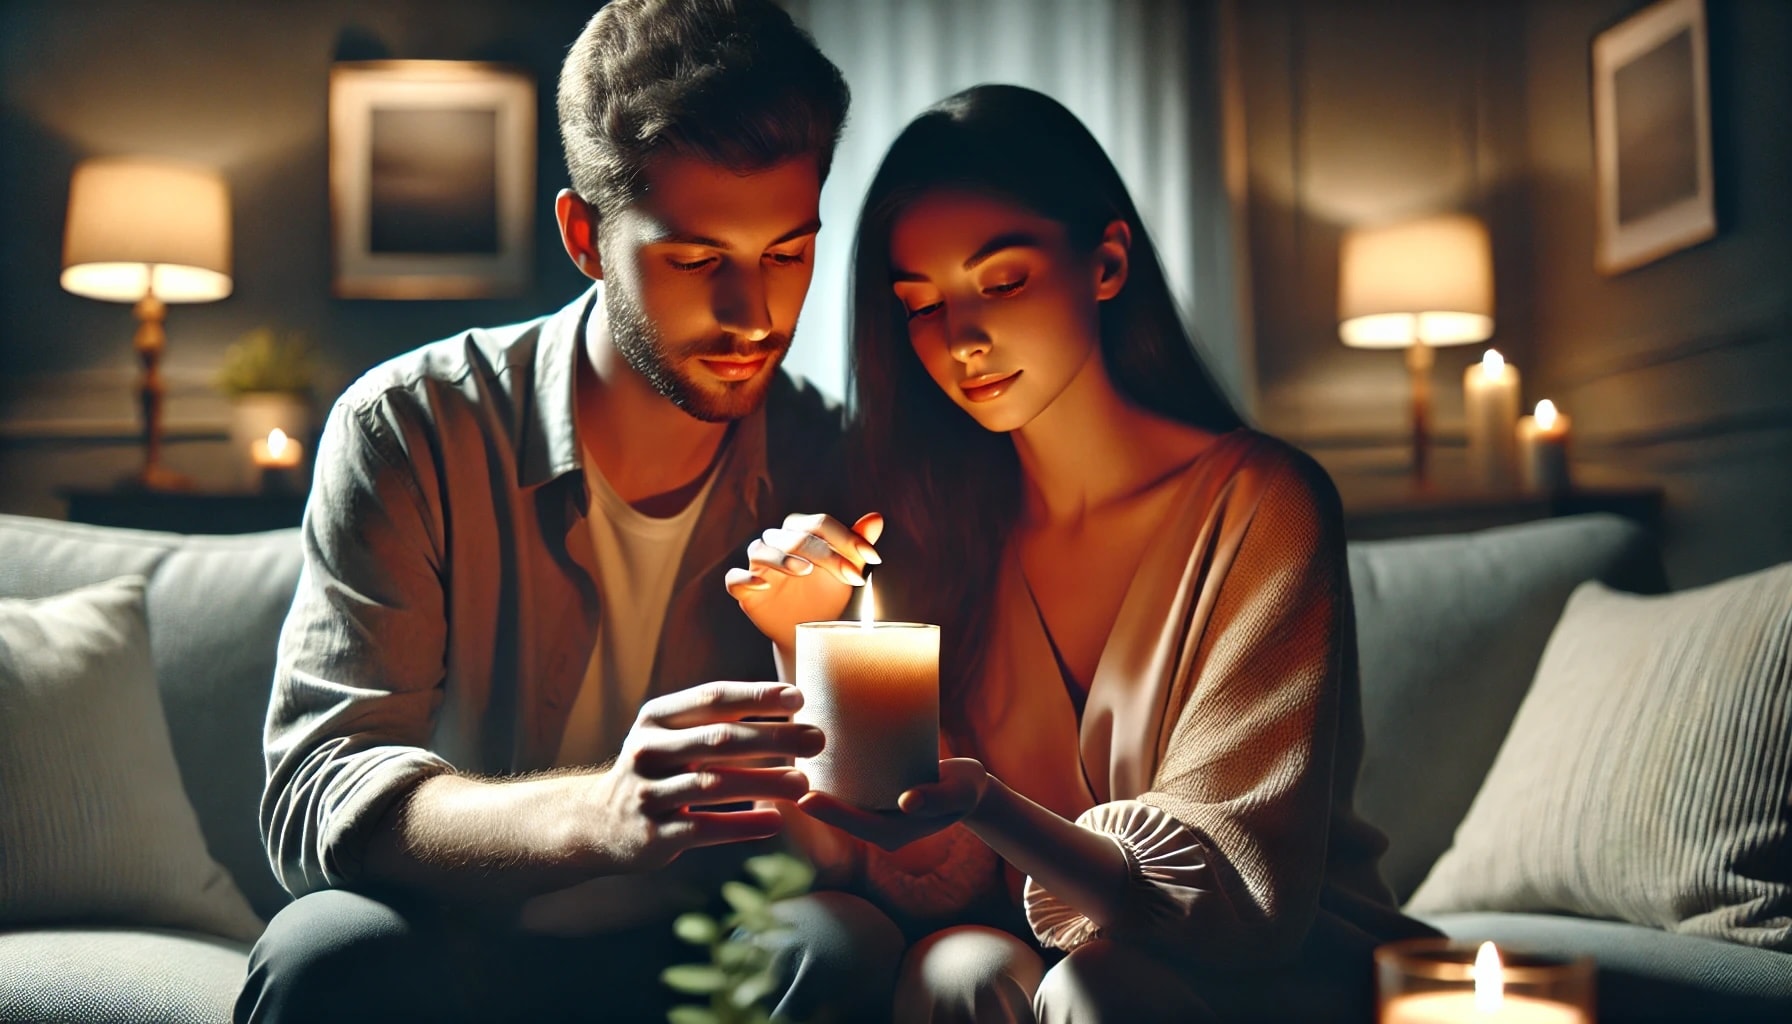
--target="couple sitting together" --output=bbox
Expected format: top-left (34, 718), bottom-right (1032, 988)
top-left (238, 1), bottom-right (1435, 1021)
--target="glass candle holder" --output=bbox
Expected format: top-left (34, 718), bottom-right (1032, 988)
top-left (1376, 938), bottom-right (1594, 1023)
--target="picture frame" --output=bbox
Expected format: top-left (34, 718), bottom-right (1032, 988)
top-left (1591, 0), bottom-right (1715, 275)
top-left (329, 61), bottom-right (536, 299)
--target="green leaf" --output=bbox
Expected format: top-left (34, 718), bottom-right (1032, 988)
top-left (747, 853), bottom-right (817, 901)
top-left (730, 968), bottom-right (780, 1010)
top-left (673, 912), bottom-right (722, 946)
top-left (667, 1007), bottom-right (721, 1024)
top-left (721, 881), bottom-right (770, 916)
top-left (661, 964), bottom-right (730, 995)
top-left (715, 939), bottom-right (768, 969)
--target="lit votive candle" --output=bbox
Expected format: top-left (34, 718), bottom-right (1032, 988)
top-left (1516, 400), bottom-right (1572, 493)
top-left (1377, 940), bottom-right (1593, 1024)
top-left (250, 428), bottom-right (303, 492)
top-left (1464, 349), bottom-right (1521, 490)
top-left (794, 575), bottom-right (940, 810)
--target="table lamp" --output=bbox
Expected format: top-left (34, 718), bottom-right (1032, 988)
top-left (1339, 213), bottom-right (1493, 485)
top-left (61, 157), bottom-right (233, 490)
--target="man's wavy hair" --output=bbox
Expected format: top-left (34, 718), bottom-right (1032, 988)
top-left (557, 0), bottom-right (850, 221)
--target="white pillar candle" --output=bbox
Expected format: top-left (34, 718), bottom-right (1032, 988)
top-left (794, 576), bottom-right (940, 810)
top-left (1463, 349), bottom-right (1521, 490)
top-left (1516, 400), bottom-right (1572, 493)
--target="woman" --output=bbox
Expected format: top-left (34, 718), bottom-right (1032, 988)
top-left (726, 84), bottom-right (1432, 1023)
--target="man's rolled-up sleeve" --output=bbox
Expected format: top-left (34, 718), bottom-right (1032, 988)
top-left (261, 390), bottom-right (456, 898)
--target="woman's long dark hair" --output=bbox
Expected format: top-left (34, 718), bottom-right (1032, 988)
top-left (847, 84), bottom-right (1243, 738)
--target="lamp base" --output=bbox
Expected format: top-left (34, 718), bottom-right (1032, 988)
top-left (1406, 341), bottom-right (1435, 486)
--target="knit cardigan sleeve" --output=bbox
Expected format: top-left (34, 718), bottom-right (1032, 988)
top-left (1024, 453), bottom-right (1351, 966)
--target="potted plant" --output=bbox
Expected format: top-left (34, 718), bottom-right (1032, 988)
top-left (216, 327), bottom-right (317, 488)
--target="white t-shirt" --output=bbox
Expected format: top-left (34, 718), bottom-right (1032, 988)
top-left (519, 439), bottom-right (721, 935)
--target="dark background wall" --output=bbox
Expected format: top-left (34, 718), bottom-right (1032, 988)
top-left (1518, 0), bottom-right (1792, 586)
top-left (1236, 0), bottom-right (1791, 586)
top-left (0, 0), bottom-right (598, 512)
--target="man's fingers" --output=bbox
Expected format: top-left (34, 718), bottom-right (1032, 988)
top-left (641, 767), bottom-right (809, 816)
top-left (638, 681), bottom-right (802, 730)
top-left (761, 528), bottom-right (864, 586)
top-left (638, 721), bottom-right (825, 774)
top-left (665, 808), bottom-right (788, 850)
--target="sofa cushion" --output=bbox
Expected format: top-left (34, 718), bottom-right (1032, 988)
top-left (0, 515), bottom-right (303, 920)
top-left (0, 577), bottom-right (262, 942)
top-left (1422, 912), bottom-right (1792, 1023)
top-left (1407, 560), bottom-right (1792, 949)
top-left (0, 926), bottom-right (250, 1024)
top-left (1347, 514), bottom-right (1667, 902)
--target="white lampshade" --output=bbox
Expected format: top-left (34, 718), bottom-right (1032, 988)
top-left (61, 157), bottom-right (232, 303)
top-left (1338, 213), bottom-right (1492, 349)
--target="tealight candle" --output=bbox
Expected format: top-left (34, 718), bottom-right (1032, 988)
top-left (794, 575), bottom-right (940, 810)
top-left (250, 428), bottom-right (303, 492)
top-left (1464, 349), bottom-right (1521, 490)
top-left (1516, 400), bottom-right (1572, 493)
top-left (1377, 940), bottom-right (1593, 1024)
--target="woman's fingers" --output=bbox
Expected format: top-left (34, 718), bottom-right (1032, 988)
top-left (761, 528), bottom-right (864, 586)
top-left (748, 537), bottom-right (816, 579)
top-left (724, 567), bottom-right (771, 597)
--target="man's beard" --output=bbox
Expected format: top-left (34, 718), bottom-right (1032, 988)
top-left (604, 281), bottom-right (789, 423)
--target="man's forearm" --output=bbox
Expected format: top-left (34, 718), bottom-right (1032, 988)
top-left (361, 770), bottom-right (613, 904)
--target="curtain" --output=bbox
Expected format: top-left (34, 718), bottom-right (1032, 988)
top-left (781, 0), bottom-right (1247, 413)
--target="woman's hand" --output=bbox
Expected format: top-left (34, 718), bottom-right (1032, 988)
top-left (725, 512), bottom-right (884, 651)
top-left (795, 757), bottom-right (990, 851)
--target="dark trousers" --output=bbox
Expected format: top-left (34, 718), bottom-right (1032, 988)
top-left (235, 888), bottom-right (904, 1024)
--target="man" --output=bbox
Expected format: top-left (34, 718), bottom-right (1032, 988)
top-left (236, 2), bottom-right (901, 1020)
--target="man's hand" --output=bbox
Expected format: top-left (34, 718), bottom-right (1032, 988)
top-left (794, 757), bottom-right (990, 851)
top-left (581, 681), bottom-right (824, 872)
top-left (725, 512), bottom-right (884, 651)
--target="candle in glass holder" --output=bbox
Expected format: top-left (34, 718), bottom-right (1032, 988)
top-left (1464, 348), bottom-right (1520, 490)
top-left (794, 575), bottom-right (939, 810)
top-left (1377, 940), bottom-right (1593, 1024)
top-left (1516, 400), bottom-right (1572, 493)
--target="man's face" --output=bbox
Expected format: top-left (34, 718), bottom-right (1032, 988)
top-left (597, 154), bottom-right (822, 422)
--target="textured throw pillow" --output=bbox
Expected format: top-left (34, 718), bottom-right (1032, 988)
top-left (0, 576), bottom-right (263, 942)
top-left (1407, 561), bottom-right (1792, 950)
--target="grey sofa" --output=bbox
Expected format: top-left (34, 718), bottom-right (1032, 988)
top-left (0, 511), bottom-right (1787, 1022)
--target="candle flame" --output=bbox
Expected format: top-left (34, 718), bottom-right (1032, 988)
top-left (267, 428), bottom-right (289, 457)
top-left (858, 572), bottom-right (876, 630)
top-left (1473, 941), bottom-right (1503, 1014)
top-left (1535, 399), bottom-right (1559, 430)
top-left (1481, 348), bottom-right (1505, 377)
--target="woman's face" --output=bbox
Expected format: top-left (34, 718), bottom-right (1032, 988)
top-left (888, 189), bottom-right (1118, 434)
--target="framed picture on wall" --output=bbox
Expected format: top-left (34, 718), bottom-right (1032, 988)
top-left (1591, 0), bottom-right (1715, 275)
top-left (330, 61), bottom-right (535, 299)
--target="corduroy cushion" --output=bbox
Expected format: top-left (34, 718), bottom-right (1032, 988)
top-left (0, 577), bottom-right (263, 943)
top-left (1407, 561), bottom-right (1792, 949)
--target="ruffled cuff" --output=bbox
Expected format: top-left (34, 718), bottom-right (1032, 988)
top-left (1023, 799), bottom-right (1217, 950)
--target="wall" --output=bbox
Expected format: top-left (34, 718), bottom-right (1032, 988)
top-left (1235, 0), bottom-right (1529, 468)
top-left (1520, 0), bottom-right (1792, 586)
top-left (0, 0), bottom-right (598, 516)
top-left (1234, 0), bottom-right (1791, 586)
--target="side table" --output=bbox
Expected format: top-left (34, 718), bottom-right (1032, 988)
top-left (1338, 482), bottom-right (1664, 542)
top-left (61, 487), bottom-right (308, 535)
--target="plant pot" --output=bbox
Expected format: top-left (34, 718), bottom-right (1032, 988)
top-left (228, 392), bottom-right (313, 490)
